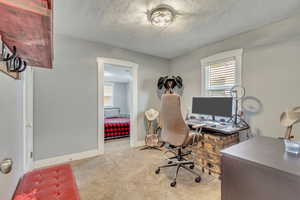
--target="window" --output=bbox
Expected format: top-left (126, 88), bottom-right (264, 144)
top-left (201, 49), bottom-right (243, 96)
top-left (104, 83), bottom-right (114, 107)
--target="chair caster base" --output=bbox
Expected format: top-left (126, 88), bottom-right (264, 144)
top-left (195, 176), bottom-right (201, 183)
top-left (155, 168), bottom-right (160, 174)
top-left (170, 181), bottom-right (176, 187)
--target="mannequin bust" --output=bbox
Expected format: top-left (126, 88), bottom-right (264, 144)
top-left (145, 108), bottom-right (159, 121)
top-left (141, 108), bottom-right (161, 151)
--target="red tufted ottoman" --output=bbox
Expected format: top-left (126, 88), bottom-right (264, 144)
top-left (14, 164), bottom-right (80, 200)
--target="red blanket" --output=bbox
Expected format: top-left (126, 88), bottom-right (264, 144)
top-left (104, 118), bottom-right (130, 140)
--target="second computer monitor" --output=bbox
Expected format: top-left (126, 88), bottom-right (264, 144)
top-left (192, 97), bottom-right (233, 117)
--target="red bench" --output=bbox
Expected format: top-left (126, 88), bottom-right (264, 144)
top-left (14, 164), bottom-right (80, 200)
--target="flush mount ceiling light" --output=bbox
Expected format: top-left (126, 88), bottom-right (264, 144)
top-left (148, 5), bottom-right (176, 27)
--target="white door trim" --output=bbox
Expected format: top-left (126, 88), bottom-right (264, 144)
top-left (22, 67), bottom-right (34, 173)
top-left (97, 57), bottom-right (139, 154)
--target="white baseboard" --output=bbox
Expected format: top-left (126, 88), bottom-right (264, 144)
top-left (34, 149), bottom-right (100, 169)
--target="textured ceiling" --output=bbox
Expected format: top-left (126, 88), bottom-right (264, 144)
top-left (54, 0), bottom-right (300, 59)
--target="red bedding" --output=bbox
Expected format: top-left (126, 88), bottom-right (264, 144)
top-left (104, 118), bottom-right (130, 140)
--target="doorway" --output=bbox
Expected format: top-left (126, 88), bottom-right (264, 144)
top-left (97, 58), bottom-right (138, 154)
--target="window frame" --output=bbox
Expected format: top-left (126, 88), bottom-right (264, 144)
top-left (104, 82), bottom-right (114, 107)
top-left (201, 49), bottom-right (243, 97)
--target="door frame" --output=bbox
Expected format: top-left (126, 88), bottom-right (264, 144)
top-left (97, 57), bottom-right (138, 154)
top-left (22, 67), bottom-right (34, 172)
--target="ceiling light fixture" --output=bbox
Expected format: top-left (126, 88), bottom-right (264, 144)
top-left (149, 5), bottom-right (176, 27)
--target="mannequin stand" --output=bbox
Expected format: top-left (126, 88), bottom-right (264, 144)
top-left (142, 109), bottom-right (161, 151)
top-left (140, 146), bottom-right (162, 151)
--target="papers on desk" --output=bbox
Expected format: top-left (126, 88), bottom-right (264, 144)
top-left (186, 119), bottom-right (249, 135)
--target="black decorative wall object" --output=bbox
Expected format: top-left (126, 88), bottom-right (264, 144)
top-left (157, 76), bottom-right (184, 98)
top-left (0, 36), bottom-right (27, 79)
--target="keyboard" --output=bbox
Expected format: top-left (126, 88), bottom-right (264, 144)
top-left (187, 119), bottom-right (220, 127)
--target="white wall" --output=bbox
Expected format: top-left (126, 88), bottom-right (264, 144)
top-left (0, 75), bottom-right (24, 199)
top-left (112, 82), bottom-right (130, 114)
top-left (170, 13), bottom-right (300, 140)
top-left (33, 34), bottom-right (169, 160)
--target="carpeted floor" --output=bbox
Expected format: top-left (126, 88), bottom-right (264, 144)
top-left (104, 137), bottom-right (131, 153)
top-left (71, 139), bottom-right (221, 200)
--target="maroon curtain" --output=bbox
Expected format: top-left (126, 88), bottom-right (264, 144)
top-left (0, 0), bottom-right (53, 68)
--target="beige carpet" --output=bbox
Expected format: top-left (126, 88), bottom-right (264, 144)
top-left (104, 138), bottom-right (131, 153)
top-left (71, 139), bottom-right (221, 200)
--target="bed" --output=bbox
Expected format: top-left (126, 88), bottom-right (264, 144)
top-left (104, 108), bottom-right (130, 140)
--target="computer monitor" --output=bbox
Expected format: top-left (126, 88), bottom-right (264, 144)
top-left (192, 97), bottom-right (233, 118)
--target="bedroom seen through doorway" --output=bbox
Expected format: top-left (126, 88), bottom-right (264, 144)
top-left (103, 63), bottom-right (133, 153)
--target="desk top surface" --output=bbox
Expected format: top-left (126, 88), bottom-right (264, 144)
top-left (222, 136), bottom-right (300, 177)
top-left (186, 119), bottom-right (248, 134)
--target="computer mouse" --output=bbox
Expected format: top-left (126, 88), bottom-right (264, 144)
top-left (220, 119), bottom-right (226, 122)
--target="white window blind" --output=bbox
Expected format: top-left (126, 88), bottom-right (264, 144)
top-left (201, 49), bottom-right (242, 97)
top-left (206, 57), bottom-right (236, 96)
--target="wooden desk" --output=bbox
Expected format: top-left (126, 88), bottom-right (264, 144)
top-left (189, 132), bottom-right (240, 177)
top-left (186, 120), bottom-right (249, 177)
top-left (221, 136), bottom-right (300, 200)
